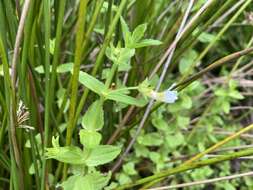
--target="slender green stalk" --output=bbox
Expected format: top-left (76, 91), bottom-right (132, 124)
top-left (50, 0), bottom-right (66, 109)
top-left (64, 0), bottom-right (88, 179)
top-left (74, 0), bottom-right (128, 125)
top-left (41, 0), bottom-right (51, 189)
top-left (105, 63), bottom-right (118, 88)
top-left (0, 37), bottom-right (20, 190)
top-left (56, 0), bottom-right (104, 127)
top-left (116, 148), bottom-right (253, 189)
top-left (183, 124), bottom-right (253, 165)
top-left (81, 0), bottom-right (104, 55)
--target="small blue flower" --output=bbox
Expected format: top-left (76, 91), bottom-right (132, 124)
top-left (148, 89), bottom-right (178, 103)
top-left (163, 90), bottom-right (178, 103)
top-left (138, 80), bottom-right (178, 104)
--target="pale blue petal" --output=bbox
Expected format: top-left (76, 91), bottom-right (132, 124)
top-left (163, 90), bottom-right (178, 103)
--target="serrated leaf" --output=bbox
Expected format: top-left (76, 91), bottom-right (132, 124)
top-left (79, 71), bottom-right (106, 96)
top-left (82, 100), bottom-right (104, 131)
top-left (132, 23), bottom-right (147, 42)
top-left (107, 90), bottom-right (146, 107)
top-left (132, 39), bottom-right (162, 48)
top-left (79, 130), bottom-right (102, 149)
top-left (45, 146), bottom-right (87, 165)
top-left (85, 145), bottom-right (121, 166)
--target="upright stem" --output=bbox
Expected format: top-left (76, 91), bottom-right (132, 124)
top-left (9, 0), bottom-right (31, 189)
top-left (41, 0), bottom-right (51, 189)
top-left (74, 0), bottom-right (128, 125)
top-left (64, 0), bottom-right (88, 179)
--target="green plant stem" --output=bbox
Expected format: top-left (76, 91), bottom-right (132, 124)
top-left (0, 38), bottom-right (20, 190)
top-left (41, 0), bottom-right (51, 189)
top-left (105, 63), bottom-right (118, 88)
top-left (143, 122), bottom-right (253, 189)
top-left (184, 124), bottom-right (253, 165)
top-left (74, 0), bottom-right (128, 125)
top-left (64, 0), bottom-right (88, 180)
top-left (56, 0), bottom-right (104, 124)
top-left (81, 0), bottom-right (104, 56)
top-left (116, 148), bottom-right (253, 190)
top-left (50, 0), bottom-right (66, 117)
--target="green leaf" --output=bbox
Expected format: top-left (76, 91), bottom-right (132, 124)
top-left (85, 145), bottom-right (121, 166)
top-left (152, 117), bottom-right (168, 131)
top-left (165, 132), bottom-right (184, 148)
top-left (117, 48), bottom-right (135, 66)
top-left (190, 166), bottom-right (213, 180)
top-left (106, 90), bottom-right (146, 107)
top-left (132, 23), bottom-right (147, 42)
top-left (181, 94), bottom-right (192, 109)
top-left (137, 132), bottom-right (163, 146)
top-left (50, 38), bottom-right (55, 55)
top-left (132, 39), bottom-right (162, 48)
top-left (79, 71), bottom-right (106, 96)
top-left (52, 136), bottom-right (60, 148)
top-left (120, 17), bottom-right (131, 46)
top-left (134, 144), bottom-right (149, 157)
top-left (176, 116), bottom-right (190, 128)
top-left (60, 175), bottom-right (83, 190)
top-left (35, 63), bottom-right (73, 74)
top-left (57, 62), bottom-right (73, 73)
top-left (123, 162), bottom-right (137, 175)
top-left (60, 172), bottom-right (110, 190)
top-left (85, 172), bottom-right (111, 190)
top-left (222, 100), bottom-right (230, 114)
top-left (228, 90), bottom-right (244, 99)
top-left (82, 100), bottom-right (104, 131)
top-left (79, 130), bottom-right (102, 149)
top-left (0, 64), bottom-right (3, 76)
top-left (179, 50), bottom-right (198, 74)
top-left (35, 65), bottom-right (47, 74)
top-left (198, 32), bottom-right (216, 43)
top-left (45, 146), bottom-right (87, 165)
top-left (106, 46), bottom-right (135, 68)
